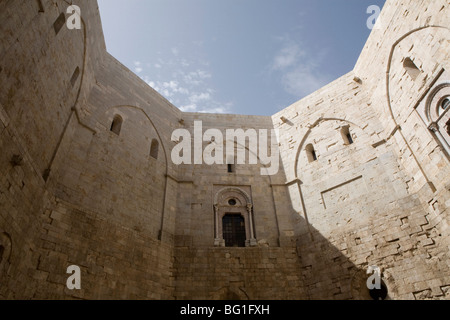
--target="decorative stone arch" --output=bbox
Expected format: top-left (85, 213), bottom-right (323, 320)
top-left (211, 286), bottom-right (250, 300)
top-left (104, 105), bottom-right (167, 167)
top-left (289, 117), bottom-right (380, 229)
top-left (385, 26), bottom-right (450, 165)
top-left (422, 82), bottom-right (450, 156)
top-left (293, 117), bottom-right (375, 179)
top-left (213, 187), bottom-right (257, 247)
top-left (385, 25), bottom-right (450, 125)
top-left (104, 105), bottom-right (170, 241)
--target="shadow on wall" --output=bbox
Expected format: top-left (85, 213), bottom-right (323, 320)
top-left (172, 201), bottom-right (390, 300)
top-left (295, 221), bottom-right (390, 301)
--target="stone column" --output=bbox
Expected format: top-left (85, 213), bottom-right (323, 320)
top-left (247, 204), bottom-right (257, 247)
top-left (214, 204), bottom-right (225, 247)
top-left (429, 122), bottom-right (450, 155)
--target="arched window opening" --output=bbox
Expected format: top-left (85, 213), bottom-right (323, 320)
top-left (150, 139), bottom-right (159, 159)
top-left (223, 214), bottom-right (246, 247)
top-left (110, 115), bottom-right (123, 136)
top-left (439, 97), bottom-right (450, 117)
top-left (368, 281), bottom-right (388, 300)
top-left (53, 12), bottom-right (66, 35)
top-left (446, 119), bottom-right (450, 136)
top-left (226, 154), bottom-right (235, 173)
top-left (403, 57), bottom-right (421, 80)
top-left (306, 144), bottom-right (317, 163)
top-left (341, 126), bottom-right (354, 145)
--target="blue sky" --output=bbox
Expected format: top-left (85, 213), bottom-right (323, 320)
top-left (98, 0), bottom-right (386, 116)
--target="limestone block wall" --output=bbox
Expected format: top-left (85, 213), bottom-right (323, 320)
top-left (0, 0), bottom-right (449, 300)
top-left (0, 0), bottom-right (85, 178)
top-left (1, 0), bottom-right (180, 299)
top-left (0, 111), bottom-right (50, 299)
top-left (37, 200), bottom-right (174, 299)
top-left (354, 0), bottom-right (450, 199)
top-left (0, 0), bottom-right (89, 299)
top-left (173, 113), bottom-right (295, 248)
top-left (173, 247), bottom-right (307, 300)
top-left (354, 0), bottom-right (450, 298)
top-left (53, 7), bottom-right (186, 245)
top-left (272, 0), bottom-right (450, 300)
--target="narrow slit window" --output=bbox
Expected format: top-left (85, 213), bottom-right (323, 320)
top-left (53, 12), bottom-right (66, 35)
top-left (341, 126), bottom-right (354, 145)
top-left (110, 115), bottom-right (123, 136)
top-left (150, 139), bottom-right (159, 159)
top-left (306, 144), bottom-right (317, 163)
top-left (403, 57), bottom-right (421, 80)
top-left (227, 164), bottom-right (235, 173)
top-left (70, 67), bottom-right (80, 87)
top-left (0, 245), bottom-right (4, 263)
top-left (36, 0), bottom-right (44, 12)
top-left (369, 281), bottom-right (388, 300)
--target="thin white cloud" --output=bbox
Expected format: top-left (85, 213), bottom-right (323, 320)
top-left (183, 69), bottom-right (212, 86)
top-left (179, 104), bottom-right (197, 112)
top-left (136, 51), bottom-right (232, 114)
top-left (282, 66), bottom-right (330, 97)
top-left (180, 59), bottom-right (190, 67)
top-left (133, 61), bottom-right (143, 73)
top-left (272, 43), bottom-right (305, 70)
top-left (189, 92), bottom-right (211, 104)
top-left (270, 37), bottom-right (332, 98)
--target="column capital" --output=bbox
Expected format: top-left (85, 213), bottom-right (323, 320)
top-left (428, 122), bottom-right (439, 132)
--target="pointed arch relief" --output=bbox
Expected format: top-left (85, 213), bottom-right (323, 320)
top-left (293, 117), bottom-right (377, 180)
top-left (289, 117), bottom-right (383, 233)
top-left (211, 286), bottom-right (250, 300)
top-left (418, 80), bottom-right (450, 156)
top-left (104, 105), bottom-right (168, 168)
top-left (386, 26), bottom-right (450, 127)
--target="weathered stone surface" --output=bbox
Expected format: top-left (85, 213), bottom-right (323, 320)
top-left (0, 0), bottom-right (448, 300)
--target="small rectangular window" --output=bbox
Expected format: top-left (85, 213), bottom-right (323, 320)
top-left (110, 115), bottom-right (123, 136)
top-left (150, 139), bottom-right (159, 159)
top-left (346, 133), bottom-right (354, 145)
top-left (70, 67), bottom-right (80, 86)
top-left (341, 126), bottom-right (354, 145)
top-left (403, 57), bottom-right (421, 80)
top-left (227, 164), bottom-right (234, 173)
top-left (53, 13), bottom-right (66, 35)
top-left (36, 0), bottom-right (44, 12)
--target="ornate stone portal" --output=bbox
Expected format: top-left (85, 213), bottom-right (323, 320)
top-left (213, 187), bottom-right (257, 247)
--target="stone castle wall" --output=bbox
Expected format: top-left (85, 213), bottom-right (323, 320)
top-left (0, 0), bottom-right (448, 299)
